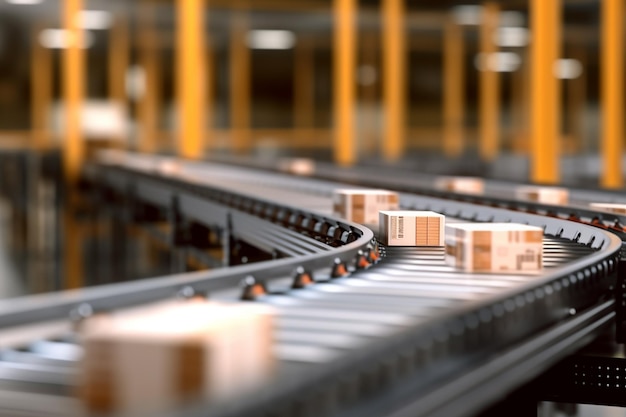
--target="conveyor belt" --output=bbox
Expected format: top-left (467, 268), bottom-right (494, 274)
top-left (0, 151), bottom-right (623, 417)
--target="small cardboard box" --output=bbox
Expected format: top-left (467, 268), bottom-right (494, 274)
top-left (589, 202), bottom-right (626, 215)
top-left (277, 158), bottom-right (315, 176)
top-left (515, 186), bottom-right (569, 205)
top-left (435, 176), bottom-right (484, 195)
top-left (333, 189), bottom-right (399, 225)
top-left (445, 223), bottom-right (543, 272)
top-left (81, 302), bottom-right (275, 414)
top-left (379, 210), bottom-right (445, 246)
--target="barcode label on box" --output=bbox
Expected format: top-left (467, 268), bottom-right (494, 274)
top-left (398, 216), bottom-right (404, 239)
top-left (516, 249), bottom-right (540, 269)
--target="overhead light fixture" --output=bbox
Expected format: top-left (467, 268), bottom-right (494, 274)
top-left (499, 11), bottom-right (525, 28)
top-left (452, 5), bottom-right (483, 26)
top-left (453, 6), bottom-right (525, 28)
top-left (357, 65), bottom-right (377, 86)
top-left (39, 29), bottom-right (94, 49)
top-left (5, 0), bottom-right (44, 4)
top-left (125, 65), bottom-right (146, 101)
top-left (246, 30), bottom-right (296, 50)
top-left (76, 10), bottom-right (113, 30)
top-left (555, 59), bottom-right (583, 80)
top-left (474, 52), bottom-right (521, 73)
top-left (495, 27), bottom-right (529, 47)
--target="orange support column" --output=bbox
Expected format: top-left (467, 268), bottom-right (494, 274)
top-left (230, 10), bottom-right (251, 154)
top-left (205, 24), bottom-right (214, 150)
top-left (382, 0), bottom-right (405, 162)
top-left (176, 0), bottom-right (205, 159)
top-left (333, 0), bottom-right (357, 166)
top-left (601, 0), bottom-right (623, 188)
top-left (31, 25), bottom-right (52, 149)
top-left (443, 18), bottom-right (464, 157)
top-left (530, 0), bottom-right (561, 184)
top-left (294, 36), bottom-right (315, 131)
top-left (62, 0), bottom-right (86, 289)
top-left (479, 2), bottom-right (499, 161)
top-left (138, 0), bottom-right (161, 153)
top-left (62, 0), bottom-right (85, 181)
top-left (108, 15), bottom-right (129, 145)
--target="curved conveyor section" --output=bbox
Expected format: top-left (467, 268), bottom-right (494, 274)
top-left (0, 151), bottom-right (621, 417)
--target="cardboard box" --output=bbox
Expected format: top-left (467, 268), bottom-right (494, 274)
top-left (435, 176), bottom-right (484, 195)
top-left (445, 223), bottom-right (543, 272)
top-left (589, 202), bottom-right (626, 215)
top-left (277, 158), bottom-right (315, 176)
top-left (379, 211), bottom-right (445, 246)
top-left (333, 189), bottom-right (399, 225)
top-left (515, 186), bottom-right (569, 205)
top-left (81, 302), bottom-right (275, 414)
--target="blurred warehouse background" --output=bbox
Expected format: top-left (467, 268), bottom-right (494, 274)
top-left (0, 0), bottom-right (622, 184)
top-left (0, 0), bottom-right (625, 298)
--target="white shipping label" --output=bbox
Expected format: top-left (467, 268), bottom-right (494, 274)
top-left (389, 215), bottom-right (416, 246)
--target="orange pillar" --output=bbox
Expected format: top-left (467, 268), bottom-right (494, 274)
top-left (62, 0), bottom-right (85, 181)
top-left (333, 0), bottom-right (357, 166)
top-left (138, 0), bottom-right (161, 153)
top-left (479, 2), bottom-right (499, 161)
top-left (62, 0), bottom-right (86, 289)
top-left (443, 18), bottom-right (464, 157)
top-left (230, 10), bottom-right (251, 154)
top-left (294, 36), bottom-right (315, 130)
top-left (530, 0), bottom-right (561, 184)
top-left (601, 0), bottom-right (623, 188)
top-left (205, 25), bottom-right (214, 150)
top-left (31, 25), bottom-right (52, 149)
top-left (176, 0), bottom-right (205, 159)
top-left (382, 0), bottom-right (405, 162)
top-left (108, 16), bottom-right (129, 145)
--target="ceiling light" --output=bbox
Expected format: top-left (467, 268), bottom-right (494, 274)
top-left (77, 10), bottom-right (113, 30)
top-left (5, 0), bottom-right (44, 4)
top-left (499, 11), bottom-right (525, 27)
top-left (357, 65), bottom-right (377, 86)
top-left (452, 5), bottom-right (483, 26)
top-left (555, 59), bottom-right (583, 80)
top-left (474, 52), bottom-right (521, 73)
top-left (39, 29), bottom-right (94, 49)
top-left (495, 27), bottom-right (529, 47)
top-left (125, 65), bottom-right (146, 101)
top-left (246, 30), bottom-right (296, 50)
